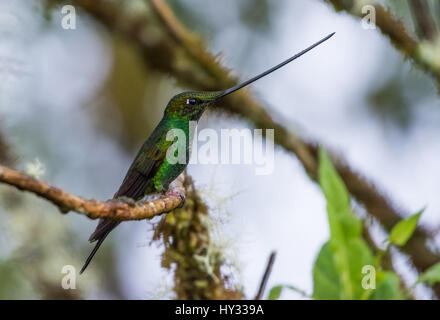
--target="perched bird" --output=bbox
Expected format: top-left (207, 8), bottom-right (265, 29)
top-left (80, 32), bottom-right (335, 274)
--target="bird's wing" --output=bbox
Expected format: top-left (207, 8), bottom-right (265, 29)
top-left (89, 126), bottom-right (172, 243)
top-left (113, 126), bottom-right (173, 200)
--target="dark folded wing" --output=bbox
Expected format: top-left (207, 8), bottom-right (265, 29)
top-left (90, 126), bottom-right (171, 242)
top-left (113, 168), bottom-right (151, 200)
top-left (113, 126), bottom-right (172, 200)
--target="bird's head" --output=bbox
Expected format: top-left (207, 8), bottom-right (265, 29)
top-left (164, 32), bottom-right (335, 121)
top-left (164, 91), bottom-right (223, 121)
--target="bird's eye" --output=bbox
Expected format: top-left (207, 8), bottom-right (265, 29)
top-left (186, 98), bottom-right (200, 105)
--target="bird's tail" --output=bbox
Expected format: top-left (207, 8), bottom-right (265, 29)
top-left (80, 219), bottom-right (119, 274)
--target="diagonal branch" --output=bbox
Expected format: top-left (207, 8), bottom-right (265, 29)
top-left (324, 0), bottom-right (440, 88)
top-left (0, 164), bottom-right (185, 221)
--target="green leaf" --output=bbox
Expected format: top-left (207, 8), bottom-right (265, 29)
top-left (267, 284), bottom-right (308, 300)
top-left (318, 148), bottom-right (350, 216)
top-left (316, 148), bottom-right (374, 299)
top-left (345, 238), bottom-right (374, 299)
top-left (313, 242), bottom-right (341, 299)
top-left (313, 240), bottom-right (374, 300)
top-left (268, 285), bottom-right (283, 300)
top-left (369, 271), bottom-right (403, 300)
top-left (417, 262), bottom-right (440, 286)
top-left (389, 209), bottom-right (424, 246)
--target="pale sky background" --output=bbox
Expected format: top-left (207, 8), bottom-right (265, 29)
top-left (0, 0), bottom-right (439, 299)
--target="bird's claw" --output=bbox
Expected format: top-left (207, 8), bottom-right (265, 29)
top-left (165, 190), bottom-right (186, 205)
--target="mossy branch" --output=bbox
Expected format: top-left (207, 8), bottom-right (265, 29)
top-left (153, 174), bottom-right (243, 299)
top-left (324, 0), bottom-right (440, 88)
top-left (0, 164), bottom-right (185, 221)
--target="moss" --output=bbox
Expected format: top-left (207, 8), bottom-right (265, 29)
top-left (153, 175), bottom-right (242, 299)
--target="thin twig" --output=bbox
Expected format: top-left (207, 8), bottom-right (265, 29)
top-left (0, 165), bottom-right (186, 221)
top-left (255, 251), bottom-right (277, 300)
top-left (408, 0), bottom-right (437, 41)
top-left (362, 220), bottom-right (416, 300)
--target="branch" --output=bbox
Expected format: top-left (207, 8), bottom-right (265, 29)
top-left (255, 251), bottom-right (277, 300)
top-left (408, 0), bottom-right (437, 41)
top-left (362, 220), bottom-right (416, 299)
top-left (324, 0), bottom-right (440, 88)
top-left (0, 164), bottom-right (185, 221)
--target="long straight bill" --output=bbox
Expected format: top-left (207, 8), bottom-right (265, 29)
top-left (217, 32), bottom-right (335, 100)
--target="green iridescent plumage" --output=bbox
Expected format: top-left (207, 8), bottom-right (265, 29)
top-left (80, 33), bottom-right (335, 274)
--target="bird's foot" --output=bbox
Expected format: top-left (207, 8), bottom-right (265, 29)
top-left (165, 189), bottom-right (186, 204)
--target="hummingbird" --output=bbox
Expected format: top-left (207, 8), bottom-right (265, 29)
top-left (80, 32), bottom-right (335, 274)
